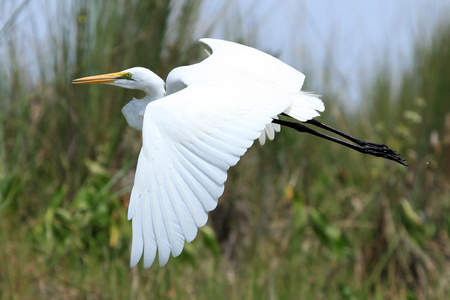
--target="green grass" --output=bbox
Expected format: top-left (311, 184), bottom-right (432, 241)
top-left (1, 1), bottom-right (449, 299)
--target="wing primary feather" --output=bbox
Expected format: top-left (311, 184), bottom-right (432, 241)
top-left (160, 182), bottom-right (185, 258)
top-left (174, 153), bottom-right (218, 212)
top-left (179, 142), bottom-right (228, 185)
top-left (149, 185), bottom-right (171, 267)
top-left (142, 192), bottom-right (157, 268)
top-left (175, 144), bottom-right (224, 208)
top-left (179, 147), bottom-right (228, 192)
top-left (200, 132), bottom-right (245, 157)
top-left (127, 187), bottom-right (138, 220)
top-left (185, 138), bottom-right (235, 172)
top-left (208, 129), bottom-right (254, 154)
top-left (130, 198), bottom-right (144, 267)
top-left (172, 160), bottom-right (209, 227)
top-left (187, 139), bottom-right (239, 170)
top-left (165, 174), bottom-right (197, 249)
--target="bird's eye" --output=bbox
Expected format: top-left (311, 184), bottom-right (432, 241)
top-left (121, 72), bottom-right (133, 80)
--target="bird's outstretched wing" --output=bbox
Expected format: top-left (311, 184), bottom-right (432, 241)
top-left (127, 39), bottom-right (324, 267)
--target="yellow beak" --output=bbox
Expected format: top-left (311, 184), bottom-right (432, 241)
top-left (72, 72), bottom-right (127, 84)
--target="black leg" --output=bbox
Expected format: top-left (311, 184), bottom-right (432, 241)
top-left (272, 118), bottom-right (407, 166)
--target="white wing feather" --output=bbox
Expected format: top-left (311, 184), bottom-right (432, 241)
top-left (128, 38), bottom-right (324, 267)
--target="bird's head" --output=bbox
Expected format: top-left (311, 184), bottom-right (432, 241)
top-left (72, 67), bottom-right (165, 97)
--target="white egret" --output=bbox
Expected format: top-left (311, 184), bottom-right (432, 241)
top-left (73, 38), bottom-right (405, 268)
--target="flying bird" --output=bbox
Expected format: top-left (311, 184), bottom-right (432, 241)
top-left (73, 38), bottom-right (405, 268)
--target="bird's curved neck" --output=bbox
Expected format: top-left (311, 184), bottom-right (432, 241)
top-left (142, 84), bottom-right (165, 101)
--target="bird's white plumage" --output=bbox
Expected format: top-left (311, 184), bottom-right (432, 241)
top-left (126, 38), bottom-right (324, 267)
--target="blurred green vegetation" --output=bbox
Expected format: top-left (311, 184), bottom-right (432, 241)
top-left (1, 1), bottom-right (449, 299)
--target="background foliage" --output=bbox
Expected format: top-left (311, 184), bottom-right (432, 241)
top-left (1, 1), bottom-right (449, 299)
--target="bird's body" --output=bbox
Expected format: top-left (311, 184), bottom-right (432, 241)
top-left (73, 38), bottom-right (404, 268)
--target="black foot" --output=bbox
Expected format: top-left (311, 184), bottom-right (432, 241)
top-left (359, 141), bottom-right (407, 166)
